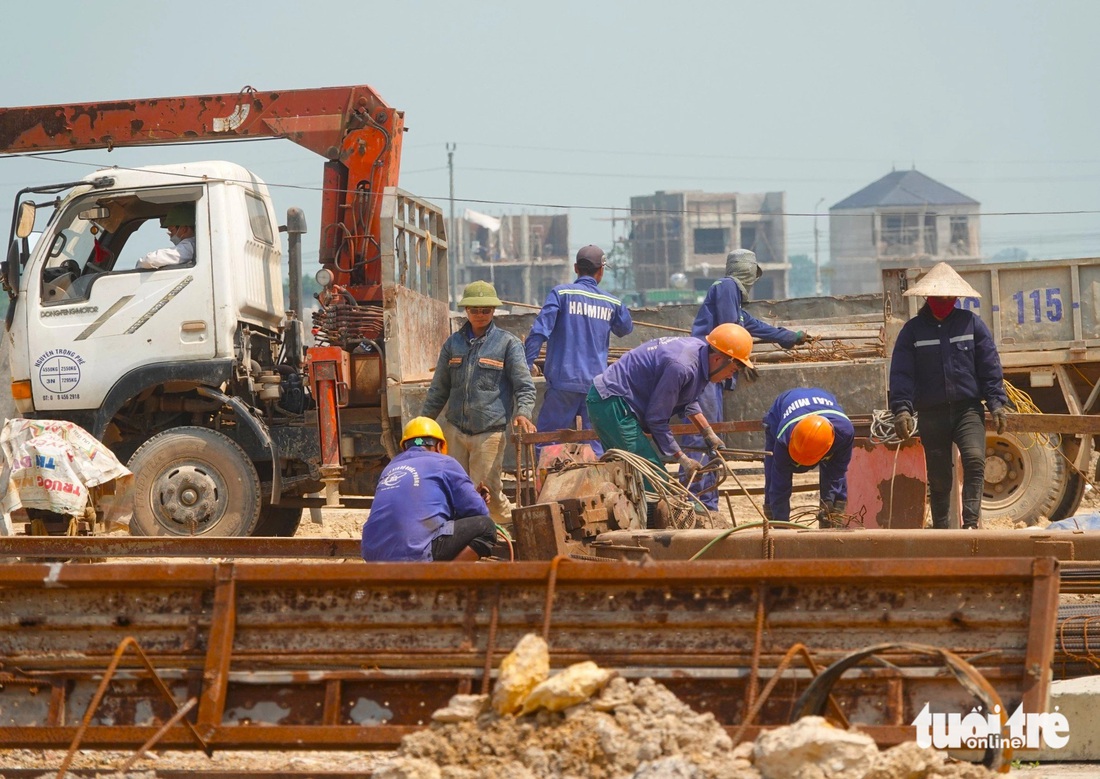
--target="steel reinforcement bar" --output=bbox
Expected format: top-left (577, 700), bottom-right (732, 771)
top-left (0, 557), bottom-right (1058, 752)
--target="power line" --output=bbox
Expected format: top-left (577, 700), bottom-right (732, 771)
top-left (10, 151), bottom-right (1100, 220)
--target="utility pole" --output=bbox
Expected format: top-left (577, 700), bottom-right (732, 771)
top-left (447, 143), bottom-right (457, 308)
top-left (813, 197), bottom-right (825, 296)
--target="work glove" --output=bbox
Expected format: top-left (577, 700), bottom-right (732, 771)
top-left (791, 330), bottom-right (808, 346)
top-left (677, 452), bottom-right (702, 478)
top-left (991, 407), bottom-right (1008, 436)
top-left (703, 427), bottom-right (723, 452)
top-left (893, 410), bottom-right (914, 441)
top-left (741, 363), bottom-right (760, 383)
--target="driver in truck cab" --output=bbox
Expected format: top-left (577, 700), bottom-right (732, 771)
top-left (137, 204), bottom-right (196, 269)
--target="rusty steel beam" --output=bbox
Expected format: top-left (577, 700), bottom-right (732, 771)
top-left (0, 557), bottom-right (1058, 753)
top-left (592, 527), bottom-right (1100, 566)
top-left (0, 536), bottom-right (364, 559)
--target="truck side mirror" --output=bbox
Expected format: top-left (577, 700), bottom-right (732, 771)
top-left (4, 239), bottom-right (20, 298)
top-left (15, 201), bottom-right (36, 239)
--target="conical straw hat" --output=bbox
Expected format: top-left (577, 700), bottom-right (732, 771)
top-left (902, 262), bottom-right (981, 298)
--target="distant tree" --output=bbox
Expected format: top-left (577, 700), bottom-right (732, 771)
top-left (787, 254), bottom-right (825, 298)
top-left (991, 247), bottom-right (1029, 263)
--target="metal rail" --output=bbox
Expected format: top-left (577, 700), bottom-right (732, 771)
top-left (0, 557), bottom-right (1058, 753)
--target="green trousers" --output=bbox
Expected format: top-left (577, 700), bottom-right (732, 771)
top-left (585, 386), bottom-right (666, 476)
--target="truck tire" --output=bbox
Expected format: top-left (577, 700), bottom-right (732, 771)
top-left (252, 505), bottom-right (302, 537)
top-left (982, 432), bottom-right (1064, 526)
top-left (128, 427), bottom-right (261, 537)
top-left (1050, 469), bottom-right (1086, 523)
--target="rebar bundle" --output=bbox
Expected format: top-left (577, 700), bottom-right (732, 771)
top-left (311, 300), bottom-right (385, 347)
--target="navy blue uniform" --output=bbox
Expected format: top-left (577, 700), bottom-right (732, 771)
top-left (525, 277), bottom-right (632, 452)
top-left (889, 304), bottom-right (1007, 528)
top-left (763, 389), bottom-right (854, 523)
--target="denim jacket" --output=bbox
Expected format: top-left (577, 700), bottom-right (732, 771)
top-left (422, 321), bottom-right (536, 435)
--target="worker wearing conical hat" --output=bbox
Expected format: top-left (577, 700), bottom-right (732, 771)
top-left (888, 262), bottom-right (1009, 529)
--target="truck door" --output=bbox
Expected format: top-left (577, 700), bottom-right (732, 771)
top-left (25, 188), bottom-right (217, 415)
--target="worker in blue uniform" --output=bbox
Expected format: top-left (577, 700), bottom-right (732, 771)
top-left (525, 244), bottom-right (633, 455)
top-left (586, 324), bottom-right (755, 507)
top-left (889, 262), bottom-right (1008, 529)
top-left (680, 249), bottom-right (808, 514)
top-left (762, 388), bottom-right (855, 528)
top-left (361, 417), bottom-right (497, 562)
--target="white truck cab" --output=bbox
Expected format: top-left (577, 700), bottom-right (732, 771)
top-left (9, 161), bottom-right (284, 423)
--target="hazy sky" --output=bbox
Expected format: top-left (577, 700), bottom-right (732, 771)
top-left (2, 0), bottom-right (1098, 273)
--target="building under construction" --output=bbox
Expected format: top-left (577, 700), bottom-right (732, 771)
top-left (627, 189), bottom-right (789, 300)
top-left (452, 210), bottom-right (572, 306)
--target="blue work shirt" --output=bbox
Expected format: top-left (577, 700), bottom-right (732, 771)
top-left (763, 388), bottom-right (854, 523)
top-left (361, 447), bottom-right (489, 562)
top-left (889, 304), bottom-right (1007, 414)
top-left (422, 320), bottom-right (536, 435)
top-left (692, 277), bottom-right (799, 347)
top-left (525, 276), bottom-right (633, 393)
top-left (592, 337), bottom-right (711, 457)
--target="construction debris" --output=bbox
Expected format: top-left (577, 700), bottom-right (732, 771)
top-left (373, 634), bottom-right (998, 779)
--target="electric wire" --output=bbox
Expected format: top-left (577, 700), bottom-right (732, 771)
top-left (11, 152), bottom-right (1100, 220)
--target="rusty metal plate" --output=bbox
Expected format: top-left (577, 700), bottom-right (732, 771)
top-left (846, 439), bottom-right (926, 529)
top-left (0, 557), bottom-right (1057, 752)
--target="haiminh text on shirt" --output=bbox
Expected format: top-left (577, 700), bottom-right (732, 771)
top-left (912, 703), bottom-right (1068, 750)
top-left (568, 300), bottom-right (613, 322)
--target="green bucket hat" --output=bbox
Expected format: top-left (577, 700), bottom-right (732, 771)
top-left (458, 280), bottom-right (503, 308)
top-left (159, 204), bottom-right (195, 228)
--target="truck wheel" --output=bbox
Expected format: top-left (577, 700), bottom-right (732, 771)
top-left (1050, 469), bottom-right (1086, 523)
top-left (982, 432), bottom-right (1064, 526)
top-left (128, 427), bottom-right (260, 537)
top-left (252, 505), bottom-right (302, 537)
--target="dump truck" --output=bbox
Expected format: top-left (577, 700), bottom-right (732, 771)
top-left (0, 86), bottom-right (449, 537)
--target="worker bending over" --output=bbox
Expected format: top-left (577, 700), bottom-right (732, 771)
top-left (889, 262), bottom-right (1007, 530)
top-left (525, 244), bottom-right (633, 455)
top-left (361, 417), bottom-right (497, 562)
top-left (763, 388), bottom-right (854, 528)
top-left (586, 324), bottom-right (754, 500)
top-left (681, 249), bottom-right (807, 515)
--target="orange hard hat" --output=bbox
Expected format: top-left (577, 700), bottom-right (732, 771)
top-left (788, 414), bottom-right (834, 466)
top-left (705, 323), bottom-right (755, 369)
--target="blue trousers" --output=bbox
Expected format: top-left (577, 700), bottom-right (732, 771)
top-left (536, 386), bottom-right (603, 456)
top-left (678, 382), bottom-right (723, 510)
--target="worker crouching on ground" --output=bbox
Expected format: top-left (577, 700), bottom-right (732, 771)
top-left (361, 417), bottom-right (497, 562)
top-left (763, 388), bottom-right (854, 528)
top-left (422, 281), bottom-right (536, 525)
top-left (585, 323), bottom-right (755, 520)
top-left (524, 244), bottom-right (634, 456)
top-left (889, 262), bottom-right (1008, 530)
top-left (680, 249), bottom-right (807, 517)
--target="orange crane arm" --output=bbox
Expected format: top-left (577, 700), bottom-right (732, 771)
top-left (0, 84), bottom-right (404, 296)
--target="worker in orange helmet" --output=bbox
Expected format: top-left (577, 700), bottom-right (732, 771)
top-left (762, 388), bottom-right (854, 528)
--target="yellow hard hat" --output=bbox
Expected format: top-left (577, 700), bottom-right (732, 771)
top-left (705, 323), bottom-right (755, 369)
top-left (400, 416), bottom-right (447, 455)
top-left (789, 414), bottom-right (834, 466)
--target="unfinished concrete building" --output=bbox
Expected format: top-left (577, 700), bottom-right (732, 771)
top-left (829, 169), bottom-right (981, 295)
top-left (452, 211), bottom-right (572, 307)
top-left (628, 190), bottom-right (789, 300)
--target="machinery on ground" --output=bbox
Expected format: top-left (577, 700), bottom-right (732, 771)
top-left (1, 86), bottom-right (449, 537)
